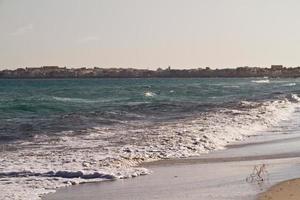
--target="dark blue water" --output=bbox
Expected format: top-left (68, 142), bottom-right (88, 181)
top-left (1, 78), bottom-right (299, 141)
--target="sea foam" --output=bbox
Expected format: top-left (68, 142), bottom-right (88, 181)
top-left (283, 83), bottom-right (296, 87)
top-left (144, 91), bottom-right (156, 97)
top-left (251, 79), bottom-right (270, 83)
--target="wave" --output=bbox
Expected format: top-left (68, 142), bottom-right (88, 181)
top-left (53, 96), bottom-right (99, 103)
top-left (251, 79), bottom-right (270, 83)
top-left (1, 93), bottom-right (300, 200)
top-left (288, 93), bottom-right (300, 102)
top-left (283, 83), bottom-right (296, 87)
top-left (0, 170), bottom-right (116, 180)
top-left (52, 96), bottom-right (128, 104)
top-left (223, 85), bottom-right (240, 88)
top-left (144, 91), bottom-right (156, 97)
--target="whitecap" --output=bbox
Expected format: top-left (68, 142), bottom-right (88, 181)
top-left (288, 93), bottom-right (300, 102)
top-left (251, 79), bottom-right (270, 83)
top-left (283, 83), bottom-right (296, 87)
top-left (52, 96), bottom-right (119, 104)
top-left (223, 85), bottom-right (240, 88)
top-left (52, 96), bottom-right (97, 103)
top-left (144, 91), bottom-right (156, 97)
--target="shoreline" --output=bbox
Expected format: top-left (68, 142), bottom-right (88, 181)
top-left (44, 154), bottom-right (300, 200)
top-left (44, 120), bottom-right (300, 200)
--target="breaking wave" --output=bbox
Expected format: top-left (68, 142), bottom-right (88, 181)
top-left (223, 85), bottom-right (240, 88)
top-left (144, 91), bottom-right (156, 97)
top-left (283, 83), bottom-right (296, 87)
top-left (53, 96), bottom-right (101, 103)
top-left (251, 79), bottom-right (270, 83)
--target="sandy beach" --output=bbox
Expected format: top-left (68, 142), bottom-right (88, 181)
top-left (44, 110), bottom-right (300, 200)
top-left (258, 178), bottom-right (300, 200)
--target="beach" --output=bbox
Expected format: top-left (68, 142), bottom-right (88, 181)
top-left (44, 158), bottom-right (300, 200)
top-left (258, 179), bottom-right (300, 200)
top-left (44, 108), bottom-right (300, 200)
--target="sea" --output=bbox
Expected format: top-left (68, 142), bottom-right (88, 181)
top-left (1, 77), bottom-right (300, 200)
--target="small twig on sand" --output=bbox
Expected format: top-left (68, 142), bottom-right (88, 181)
top-left (246, 164), bottom-right (269, 183)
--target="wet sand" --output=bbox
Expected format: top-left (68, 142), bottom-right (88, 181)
top-left (258, 179), bottom-right (300, 200)
top-left (44, 114), bottom-right (300, 200)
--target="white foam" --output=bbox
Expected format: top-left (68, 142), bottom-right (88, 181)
top-left (283, 83), bottom-right (296, 87)
top-left (144, 91), bottom-right (156, 97)
top-left (52, 96), bottom-right (120, 104)
top-left (223, 85), bottom-right (240, 88)
top-left (251, 79), bottom-right (270, 83)
top-left (1, 95), bottom-right (300, 200)
top-left (52, 96), bottom-right (97, 103)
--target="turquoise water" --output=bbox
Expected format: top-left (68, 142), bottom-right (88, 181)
top-left (0, 78), bottom-right (299, 141)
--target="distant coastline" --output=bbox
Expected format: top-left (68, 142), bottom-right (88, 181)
top-left (1, 65), bottom-right (300, 78)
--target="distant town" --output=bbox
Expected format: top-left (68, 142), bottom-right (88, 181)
top-left (1, 65), bottom-right (300, 78)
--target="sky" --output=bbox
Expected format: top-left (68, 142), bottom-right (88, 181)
top-left (1, 0), bottom-right (300, 69)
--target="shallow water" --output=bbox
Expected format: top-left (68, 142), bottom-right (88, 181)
top-left (45, 108), bottom-right (300, 200)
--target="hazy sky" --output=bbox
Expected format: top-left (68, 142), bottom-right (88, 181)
top-left (1, 0), bottom-right (300, 69)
